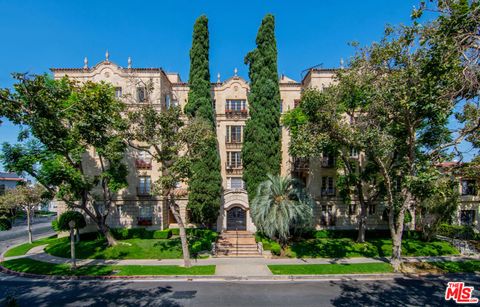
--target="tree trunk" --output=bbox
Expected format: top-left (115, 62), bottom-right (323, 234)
top-left (98, 221), bottom-right (117, 246)
top-left (26, 207), bottom-right (33, 244)
top-left (169, 196), bottom-right (191, 268)
top-left (389, 206), bottom-right (406, 272)
top-left (75, 227), bottom-right (80, 243)
top-left (357, 202), bottom-right (367, 243)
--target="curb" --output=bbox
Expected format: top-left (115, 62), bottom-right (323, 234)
top-left (0, 233), bottom-right (56, 262)
top-left (0, 264), bottom-right (408, 282)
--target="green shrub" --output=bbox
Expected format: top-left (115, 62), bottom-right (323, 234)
top-left (0, 218), bottom-right (12, 231)
top-left (51, 219), bottom-right (60, 232)
top-left (270, 243), bottom-right (281, 256)
top-left (111, 228), bottom-right (153, 240)
top-left (437, 224), bottom-right (476, 240)
top-left (57, 211), bottom-right (87, 231)
top-left (153, 229), bottom-right (172, 239)
top-left (170, 228), bottom-right (180, 236)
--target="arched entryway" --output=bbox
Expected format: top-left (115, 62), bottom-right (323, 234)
top-left (226, 206), bottom-right (246, 231)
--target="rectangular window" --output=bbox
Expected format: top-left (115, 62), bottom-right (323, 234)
top-left (227, 151), bottom-right (242, 168)
top-left (368, 204), bottom-right (376, 215)
top-left (461, 180), bottom-right (477, 196)
top-left (137, 87), bottom-right (146, 102)
top-left (139, 205), bottom-right (153, 218)
top-left (117, 205), bottom-right (123, 216)
top-left (350, 147), bottom-right (359, 158)
top-left (460, 210), bottom-right (476, 225)
top-left (348, 204), bottom-right (357, 215)
top-left (321, 177), bottom-right (335, 196)
top-left (226, 99), bottom-right (246, 111)
top-left (280, 100), bottom-right (283, 113)
top-left (228, 177), bottom-right (244, 189)
top-left (165, 94), bottom-right (171, 109)
top-left (226, 126), bottom-right (243, 143)
top-left (115, 87), bottom-right (122, 98)
top-left (138, 176), bottom-right (151, 194)
top-left (321, 152), bottom-right (335, 168)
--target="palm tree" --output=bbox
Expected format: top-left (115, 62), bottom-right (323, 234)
top-left (250, 174), bottom-right (314, 248)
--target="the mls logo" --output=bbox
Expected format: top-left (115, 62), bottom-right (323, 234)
top-left (445, 282), bottom-right (479, 304)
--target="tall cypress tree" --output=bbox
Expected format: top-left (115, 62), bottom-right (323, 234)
top-left (242, 14), bottom-right (282, 200)
top-left (185, 15), bottom-right (222, 227)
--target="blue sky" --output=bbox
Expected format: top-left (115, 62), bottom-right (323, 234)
top-left (0, 0), bottom-right (476, 163)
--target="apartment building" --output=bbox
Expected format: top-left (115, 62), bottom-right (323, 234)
top-left (51, 55), bottom-right (479, 232)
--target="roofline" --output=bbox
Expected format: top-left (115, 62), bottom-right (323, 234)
top-left (301, 68), bottom-right (339, 85)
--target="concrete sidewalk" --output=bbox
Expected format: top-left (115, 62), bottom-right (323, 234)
top-left (4, 244), bottom-right (480, 277)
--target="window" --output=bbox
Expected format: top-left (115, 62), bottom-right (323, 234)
top-left (348, 204), bottom-right (357, 215)
top-left (137, 149), bottom-right (151, 162)
top-left (137, 87), bottom-right (146, 102)
top-left (139, 205), bottom-right (153, 218)
top-left (350, 147), bottom-right (359, 158)
top-left (136, 149), bottom-right (152, 169)
top-left (228, 177), bottom-right (244, 189)
top-left (321, 205), bottom-right (333, 213)
top-left (117, 205), bottom-right (123, 216)
top-left (138, 176), bottom-right (151, 194)
top-left (321, 177), bottom-right (335, 196)
top-left (321, 152), bottom-right (335, 168)
top-left (115, 87), bottom-right (122, 98)
top-left (461, 180), bottom-right (477, 196)
top-left (226, 126), bottom-right (243, 143)
top-left (368, 204), bottom-right (376, 215)
top-left (226, 99), bottom-right (246, 111)
top-left (227, 151), bottom-right (242, 168)
top-left (165, 94), bottom-right (171, 109)
top-left (280, 100), bottom-right (283, 113)
top-left (0, 184), bottom-right (5, 195)
top-left (460, 210), bottom-right (475, 225)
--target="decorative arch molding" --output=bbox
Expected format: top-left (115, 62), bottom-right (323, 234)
top-left (223, 190), bottom-right (249, 211)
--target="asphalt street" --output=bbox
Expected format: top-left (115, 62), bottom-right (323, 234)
top-left (0, 274), bottom-right (478, 306)
top-left (0, 218), bottom-right (55, 257)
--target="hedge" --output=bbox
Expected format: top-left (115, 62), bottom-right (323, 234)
top-left (437, 224), bottom-right (478, 240)
top-left (0, 218), bottom-right (12, 231)
top-left (153, 229), bottom-right (172, 239)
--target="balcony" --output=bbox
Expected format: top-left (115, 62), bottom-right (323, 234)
top-left (135, 159), bottom-right (152, 170)
top-left (320, 188), bottom-right (336, 197)
top-left (137, 187), bottom-right (151, 197)
top-left (225, 163), bottom-right (243, 175)
top-left (137, 216), bottom-right (153, 226)
top-left (225, 109), bottom-right (248, 119)
top-left (293, 157), bottom-right (309, 171)
top-left (225, 140), bottom-right (243, 149)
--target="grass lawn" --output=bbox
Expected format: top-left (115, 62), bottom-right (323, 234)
top-left (285, 238), bottom-right (459, 258)
top-left (4, 236), bottom-right (58, 257)
top-left (45, 237), bottom-right (186, 259)
top-left (1, 258), bottom-right (215, 276)
top-left (268, 263), bottom-right (393, 275)
top-left (428, 260), bottom-right (480, 273)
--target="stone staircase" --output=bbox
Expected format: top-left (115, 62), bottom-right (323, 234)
top-left (215, 231), bottom-right (262, 257)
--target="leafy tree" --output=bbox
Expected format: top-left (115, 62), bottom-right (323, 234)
top-left (0, 74), bottom-right (128, 246)
top-left (126, 105), bottom-right (217, 267)
top-left (57, 211), bottom-right (87, 242)
top-left (250, 174), bottom-right (313, 250)
top-left (184, 15), bottom-right (222, 227)
top-left (242, 14), bottom-right (282, 200)
top-left (283, 78), bottom-right (383, 243)
top-left (413, 169), bottom-right (459, 241)
top-left (0, 184), bottom-right (49, 243)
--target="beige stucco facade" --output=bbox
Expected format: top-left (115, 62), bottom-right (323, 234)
top-left (51, 57), bottom-right (479, 233)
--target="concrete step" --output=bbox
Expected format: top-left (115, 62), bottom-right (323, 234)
top-left (216, 247), bottom-right (259, 252)
top-left (217, 238), bottom-right (256, 244)
top-left (216, 244), bottom-right (258, 249)
top-left (216, 251), bottom-right (262, 256)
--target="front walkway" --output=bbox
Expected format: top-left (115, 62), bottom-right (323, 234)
top-left (4, 245), bottom-right (480, 277)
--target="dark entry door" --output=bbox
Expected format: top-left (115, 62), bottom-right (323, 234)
top-left (227, 207), bottom-right (246, 231)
